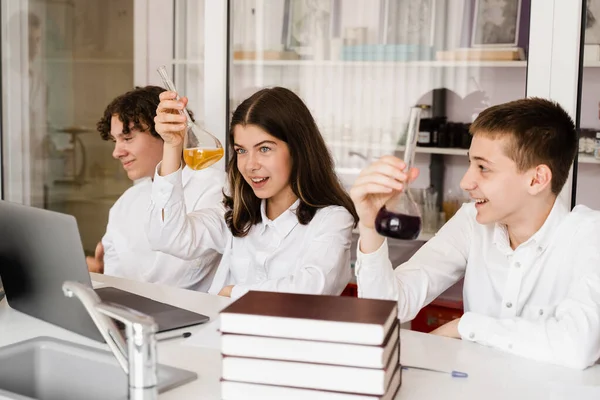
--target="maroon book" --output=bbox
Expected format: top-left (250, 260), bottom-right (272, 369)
top-left (220, 291), bottom-right (398, 346)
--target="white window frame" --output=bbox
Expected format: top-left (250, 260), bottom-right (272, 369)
top-left (1, 1), bottom-right (32, 203)
top-left (526, 0), bottom-right (584, 208)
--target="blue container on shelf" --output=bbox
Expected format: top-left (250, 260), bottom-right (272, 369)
top-left (341, 44), bottom-right (434, 61)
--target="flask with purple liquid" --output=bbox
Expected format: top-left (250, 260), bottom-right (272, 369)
top-left (375, 106), bottom-right (423, 240)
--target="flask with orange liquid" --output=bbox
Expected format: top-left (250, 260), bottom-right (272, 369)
top-left (157, 65), bottom-right (224, 170)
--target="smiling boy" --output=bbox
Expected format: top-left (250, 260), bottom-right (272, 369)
top-left (86, 86), bottom-right (226, 291)
top-left (351, 98), bottom-right (600, 369)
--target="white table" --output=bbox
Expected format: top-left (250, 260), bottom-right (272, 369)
top-left (0, 273), bottom-right (599, 400)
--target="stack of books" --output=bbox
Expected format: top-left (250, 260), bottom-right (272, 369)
top-left (219, 291), bottom-right (401, 400)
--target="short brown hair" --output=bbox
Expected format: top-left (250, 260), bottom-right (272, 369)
top-left (97, 86), bottom-right (195, 141)
top-left (470, 97), bottom-right (577, 195)
top-left (223, 87), bottom-right (359, 237)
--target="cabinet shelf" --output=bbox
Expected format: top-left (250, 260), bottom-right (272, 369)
top-left (328, 141), bottom-right (468, 156)
top-left (46, 58), bottom-right (133, 64)
top-left (232, 60), bottom-right (527, 68)
top-left (578, 154), bottom-right (600, 164)
top-left (231, 59), bottom-right (600, 68)
top-left (160, 59), bottom-right (600, 68)
top-left (335, 145), bottom-right (600, 162)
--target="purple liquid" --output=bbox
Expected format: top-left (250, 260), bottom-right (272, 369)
top-left (374, 207), bottom-right (422, 240)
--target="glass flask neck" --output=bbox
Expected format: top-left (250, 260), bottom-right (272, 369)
top-left (403, 106), bottom-right (422, 175)
top-left (157, 65), bottom-right (194, 127)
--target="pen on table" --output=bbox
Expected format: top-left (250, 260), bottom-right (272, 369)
top-left (156, 331), bottom-right (192, 342)
top-left (401, 365), bottom-right (468, 378)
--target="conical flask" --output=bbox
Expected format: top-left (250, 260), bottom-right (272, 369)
top-left (374, 106), bottom-right (423, 240)
top-left (157, 65), bottom-right (224, 170)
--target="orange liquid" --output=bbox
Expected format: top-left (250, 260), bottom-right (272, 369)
top-left (183, 147), bottom-right (224, 170)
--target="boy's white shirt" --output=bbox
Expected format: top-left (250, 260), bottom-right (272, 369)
top-left (102, 165), bottom-right (226, 291)
top-left (355, 200), bottom-right (600, 369)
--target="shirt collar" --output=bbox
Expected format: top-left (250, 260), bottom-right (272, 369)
top-left (493, 198), bottom-right (569, 253)
top-left (258, 198), bottom-right (300, 237)
top-left (527, 198), bottom-right (569, 251)
top-left (133, 177), bottom-right (152, 186)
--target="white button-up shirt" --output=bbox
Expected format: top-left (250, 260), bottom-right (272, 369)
top-left (147, 166), bottom-right (354, 299)
top-left (356, 200), bottom-right (600, 369)
top-left (103, 166), bottom-right (226, 291)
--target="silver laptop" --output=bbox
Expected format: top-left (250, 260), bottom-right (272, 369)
top-left (0, 200), bottom-right (209, 342)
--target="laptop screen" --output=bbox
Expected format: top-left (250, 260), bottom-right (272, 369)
top-left (0, 200), bottom-right (103, 342)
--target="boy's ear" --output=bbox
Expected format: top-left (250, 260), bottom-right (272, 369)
top-left (528, 164), bottom-right (552, 194)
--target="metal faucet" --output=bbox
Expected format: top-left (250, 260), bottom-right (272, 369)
top-left (62, 281), bottom-right (158, 400)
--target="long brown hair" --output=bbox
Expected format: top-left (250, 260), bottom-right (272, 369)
top-left (224, 87), bottom-right (358, 237)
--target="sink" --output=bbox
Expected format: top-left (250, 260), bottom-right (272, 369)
top-left (0, 337), bottom-right (197, 400)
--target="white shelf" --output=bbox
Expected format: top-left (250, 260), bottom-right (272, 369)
top-left (46, 58), bottom-right (133, 64)
top-left (232, 59), bottom-right (527, 68)
top-left (411, 147), bottom-right (468, 155)
top-left (167, 59), bottom-right (600, 68)
top-left (171, 59), bottom-right (205, 65)
top-left (339, 146), bottom-right (597, 161)
top-left (329, 141), bottom-right (468, 156)
top-left (578, 154), bottom-right (600, 164)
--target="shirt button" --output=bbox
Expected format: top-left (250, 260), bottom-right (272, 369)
top-left (514, 262), bottom-right (521, 269)
top-left (539, 309), bottom-right (544, 316)
top-left (505, 302), bottom-right (513, 308)
top-left (537, 246), bottom-right (543, 252)
top-left (508, 343), bottom-right (513, 350)
top-left (469, 332), bottom-right (475, 339)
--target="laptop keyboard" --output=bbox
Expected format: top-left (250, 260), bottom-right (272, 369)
top-left (94, 287), bottom-right (174, 314)
top-left (93, 286), bottom-right (209, 333)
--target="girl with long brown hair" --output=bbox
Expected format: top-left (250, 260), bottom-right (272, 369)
top-left (147, 87), bottom-right (358, 298)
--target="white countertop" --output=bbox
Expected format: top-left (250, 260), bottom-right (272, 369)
top-left (1, 273), bottom-right (600, 400)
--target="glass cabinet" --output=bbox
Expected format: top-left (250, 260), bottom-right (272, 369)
top-left (228, 0), bottom-right (532, 240)
top-left (0, 0), bottom-right (591, 253)
top-left (1, 0), bottom-right (135, 252)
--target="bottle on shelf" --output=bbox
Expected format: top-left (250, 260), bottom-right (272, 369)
top-left (437, 121), bottom-right (451, 148)
top-left (416, 104), bottom-right (432, 147)
top-left (460, 123), bottom-right (473, 149)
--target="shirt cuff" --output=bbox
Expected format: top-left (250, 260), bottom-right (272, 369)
top-left (459, 312), bottom-right (514, 352)
top-left (230, 285), bottom-right (250, 300)
top-left (354, 238), bottom-right (389, 276)
top-left (151, 162), bottom-right (184, 208)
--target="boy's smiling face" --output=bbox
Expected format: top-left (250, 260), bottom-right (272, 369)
top-left (110, 115), bottom-right (164, 181)
top-left (460, 134), bottom-right (541, 226)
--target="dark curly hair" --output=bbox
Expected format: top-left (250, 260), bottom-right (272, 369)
top-left (97, 85), bottom-right (194, 140)
top-left (223, 87), bottom-right (359, 237)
